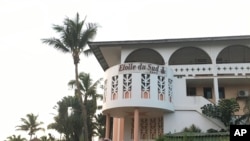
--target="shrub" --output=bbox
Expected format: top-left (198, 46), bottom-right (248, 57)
top-left (207, 128), bottom-right (218, 133)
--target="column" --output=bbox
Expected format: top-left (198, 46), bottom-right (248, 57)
top-left (213, 77), bottom-right (219, 104)
top-left (113, 118), bottom-right (118, 141)
top-left (105, 114), bottom-right (110, 139)
top-left (134, 108), bottom-right (139, 141)
top-left (120, 118), bottom-right (124, 141)
top-left (212, 56), bottom-right (219, 105)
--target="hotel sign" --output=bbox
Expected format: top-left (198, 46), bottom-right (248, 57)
top-left (118, 63), bottom-right (167, 75)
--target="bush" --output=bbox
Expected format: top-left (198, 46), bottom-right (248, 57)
top-left (182, 124), bottom-right (201, 133)
top-left (207, 128), bottom-right (218, 133)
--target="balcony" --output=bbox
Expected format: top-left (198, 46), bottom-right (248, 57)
top-left (171, 63), bottom-right (250, 76)
top-left (102, 63), bottom-right (174, 116)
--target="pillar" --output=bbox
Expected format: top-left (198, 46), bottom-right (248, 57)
top-left (213, 77), bottom-right (219, 104)
top-left (134, 108), bottom-right (139, 141)
top-left (105, 114), bottom-right (110, 139)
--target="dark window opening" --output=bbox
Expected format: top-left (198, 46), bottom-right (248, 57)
top-left (219, 87), bottom-right (225, 99)
top-left (187, 87), bottom-right (196, 96)
top-left (204, 87), bottom-right (212, 99)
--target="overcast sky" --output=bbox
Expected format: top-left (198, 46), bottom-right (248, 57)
top-left (1, 0), bottom-right (250, 140)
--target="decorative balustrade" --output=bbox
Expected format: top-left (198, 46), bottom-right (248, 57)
top-left (216, 63), bottom-right (250, 75)
top-left (171, 64), bottom-right (214, 76)
top-left (171, 63), bottom-right (250, 76)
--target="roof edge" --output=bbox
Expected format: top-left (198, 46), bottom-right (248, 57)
top-left (88, 35), bottom-right (250, 46)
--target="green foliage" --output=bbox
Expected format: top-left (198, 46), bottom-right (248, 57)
top-left (93, 113), bottom-right (106, 138)
top-left (42, 13), bottom-right (98, 141)
top-left (40, 135), bottom-right (56, 141)
top-left (235, 97), bottom-right (250, 124)
top-left (48, 96), bottom-right (83, 141)
top-left (182, 124), bottom-right (201, 133)
top-left (16, 113), bottom-right (45, 140)
top-left (6, 135), bottom-right (27, 141)
top-left (201, 98), bottom-right (240, 127)
top-left (48, 72), bottom-right (104, 141)
top-left (155, 135), bottom-right (165, 141)
top-left (206, 128), bottom-right (218, 133)
top-left (68, 72), bottom-right (103, 140)
top-left (41, 13), bottom-right (98, 64)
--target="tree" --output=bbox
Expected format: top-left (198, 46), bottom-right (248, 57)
top-left (201, 98), bottom-right (240, 128)
top-left (42, 13), bottom-right (98, 141)
top-left (68, 72), bottom-right (103, 140)
top-left (16, 113), bottom-right (45, 140)
top-left (6, 135), bottom-right (27, 141)
top-left (40, 136), bottom-right (49, 141)
top-left (48, 96), bottom-right (83, 141)
top-left (235, 97), bottom-right (250, 125)
top-left (40, 134), bottom-right (55, 141)
top-left (93, 113), bottom-right (106, 139)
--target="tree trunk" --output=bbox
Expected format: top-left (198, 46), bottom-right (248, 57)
top-left (74, 62), bottom-right (89, 141)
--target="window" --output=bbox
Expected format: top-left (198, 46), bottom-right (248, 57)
top-left (219, 87), bottom-right (225, 99)
top-left (204, 87), bottom-right (212, 99)
top-left (187, 87), bottom-right (196, 96)
top-left (141, 74), bottom-right (150, 99)
top-left (123, 74), bottom-right (132, 99)
top-left (111, 75), bottom-right (118, 100)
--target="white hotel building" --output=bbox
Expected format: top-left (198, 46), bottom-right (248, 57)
top-left (88, 35), bottom-right (250, 141)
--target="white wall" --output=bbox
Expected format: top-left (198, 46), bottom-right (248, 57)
top-left (164, 110), bottom-right (224, 133)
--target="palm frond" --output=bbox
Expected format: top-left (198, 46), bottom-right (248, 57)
top-left (68, 80), bottom-right (76, 89)
top-left (52, 24), bottom-right (64, 33)
top-left (83, 48), bottom-right (93, 57)
top-left (41, 38), bottom-right (70, 53)
top-left (79, 23), bottom-right (98, 48)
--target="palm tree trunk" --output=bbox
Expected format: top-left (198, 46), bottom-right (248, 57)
top-left (74, 62), bottom-right (89, 141)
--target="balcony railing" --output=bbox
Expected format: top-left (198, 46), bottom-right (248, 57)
top-left (216, 63), bottom-right (250, 75)
top-left (170, 63), bottom-right (250, 76)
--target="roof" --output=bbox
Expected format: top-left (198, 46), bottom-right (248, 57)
top-left (89, 35), bottom-right (250, 46)
top-left (88, 35), bottom-right (250, 71)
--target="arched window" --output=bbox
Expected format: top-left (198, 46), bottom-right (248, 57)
top-left (216, 45), bottom-right (250, 63)
top-left (169, 47), bottom-right (211, 65)
top-left (125, 48), bottom-right (164, 65)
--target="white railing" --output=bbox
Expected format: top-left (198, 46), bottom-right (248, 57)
top-left (170, 63), bottom-right (250, 76)
top-left (216, 63), bottom-right (250, 75)
top-left (170, 64), bottom-right (214, 76)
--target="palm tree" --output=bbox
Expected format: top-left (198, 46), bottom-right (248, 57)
top-left (6, 135), bottom-right (27, 141)
top-left (41, 13), bottom-right (98, 141)
top-left (68, 72), bottom-right (103, 140)
top-left (16, 113), bottom-right (44, 140)
top-left (68, 72), bottom-right (103, 111)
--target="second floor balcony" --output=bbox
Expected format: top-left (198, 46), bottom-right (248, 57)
top-left (102, 63), bottom-right (175, 115)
